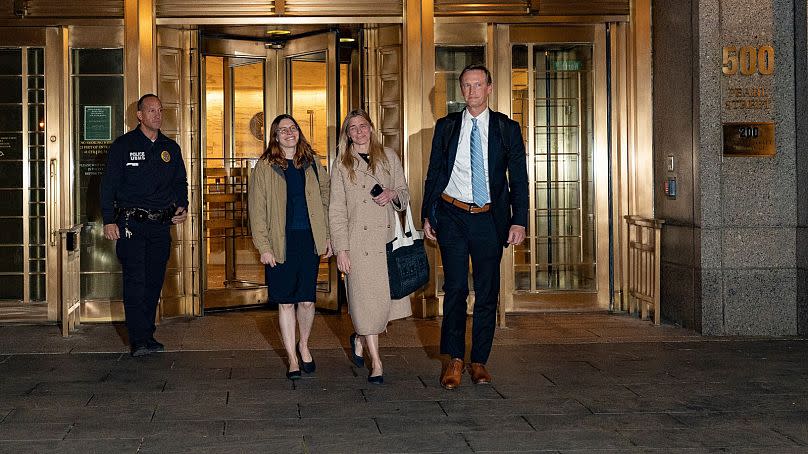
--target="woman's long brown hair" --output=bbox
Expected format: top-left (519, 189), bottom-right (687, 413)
top-left (337, 109), bottom-right (388, 181)
top-left (259, 114), bottom-right (316, 169)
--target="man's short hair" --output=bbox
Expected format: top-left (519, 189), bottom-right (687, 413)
top-left (136, 93), bottom-right (159, 112)
top-left (458, 64), bottom-right (492, 85)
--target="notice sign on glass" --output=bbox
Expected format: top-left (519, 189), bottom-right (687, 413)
top-left (84, 106), bottom-right (112, 141)
top-left (722, 122), bottom-right (775, 156)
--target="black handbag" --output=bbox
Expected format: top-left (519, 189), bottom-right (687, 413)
top-left (386, 206), bottom-right (429, 299)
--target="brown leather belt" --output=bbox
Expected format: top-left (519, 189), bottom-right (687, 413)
top-left (441, 193), bottom-right (490, 213)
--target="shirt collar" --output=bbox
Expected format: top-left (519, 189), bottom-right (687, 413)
top-left (463, 107), bottom-right (490, 125)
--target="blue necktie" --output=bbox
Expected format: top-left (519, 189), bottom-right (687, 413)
top-left (470, 118), bottom-right (488, 207)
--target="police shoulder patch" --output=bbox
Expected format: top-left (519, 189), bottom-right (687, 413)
top-left (161, 150), bottom-right (171, 163)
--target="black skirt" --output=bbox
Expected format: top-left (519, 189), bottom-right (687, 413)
top-left (265, 229), bottom-right (319, 304)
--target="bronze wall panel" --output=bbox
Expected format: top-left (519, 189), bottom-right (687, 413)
top-left (24, 0), bottom-right (124, 17)
top-left (435, 0), bottom-right (528, 16)
top-left (157, 1), bottom-right (273, 17)
top-left (284, 0), bottom-right (401, 16)
top-left (536, 0), bottom-right (629, 16)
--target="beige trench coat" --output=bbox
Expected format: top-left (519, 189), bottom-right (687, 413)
top-left (329, 149), bottom-right (412, 335)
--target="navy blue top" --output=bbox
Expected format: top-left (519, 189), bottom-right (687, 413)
top-left (100, 127), bottom-right (188, 224)
top-left (284, 159), bottom-right (311, 230)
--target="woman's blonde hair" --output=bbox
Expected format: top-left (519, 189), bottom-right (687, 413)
top-left (338, 109), bottom-right (388, 181)
top-left (259, 114), bottom-right (317, 169)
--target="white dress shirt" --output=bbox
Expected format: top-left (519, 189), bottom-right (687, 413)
top-left (444, 108), bottom-right (491, 204)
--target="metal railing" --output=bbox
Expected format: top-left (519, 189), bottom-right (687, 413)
top-left (624, 215), bottom-right (664, 325)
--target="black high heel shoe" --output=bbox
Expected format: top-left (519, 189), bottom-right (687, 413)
top-left (367, 373), bottom-right (384, 385)
top-left (349, 333), bottom-right (365, 367)
top-left (297, 343), bottom-right (316, 374)
top-left (286, 369), bottom-right (301, 380)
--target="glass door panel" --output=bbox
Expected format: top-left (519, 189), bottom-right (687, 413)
top-left (0, 47), bottom-right (46, 304)
top-left (71, 48), bottom-right (125, 303)
top-left (285, 32), bottom-right (339, 310)
top-left (203, 55), bottom-right (265, 309)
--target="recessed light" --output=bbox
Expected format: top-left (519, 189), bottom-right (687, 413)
top-left (339, 37), bottom-right (356, 43)
top-left (266, 29), bottom-right (291, 36)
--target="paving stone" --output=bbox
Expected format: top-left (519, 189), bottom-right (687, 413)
top-left (4, 404), bottom-right (155, 423)
top-left (153, 402), bottom-right (300, 421)
top-left (137, 434), bottom-right (305, 454)
top-left (0, 439), bottom-right (142, 453)
top-left (224, 417), bottom-right (379, 437)
top-left (439, 397), bottom-right (590, 417)
top-left (0, 422), bottom-right (71, 440)
top-left (304, 432), bottom-right (473, 453)
top-left (65, 420), bottom-right (223, 439)
top-left (464, 428), bottom-right (634, 451)
top-left (525, 413), bottom-right (687, 431)
top-left (299, 400), bottom-right (444, 418)
top-left (374, 415), bottom-right (533, 434)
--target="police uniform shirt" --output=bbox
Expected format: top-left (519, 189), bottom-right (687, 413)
top-left (100, 127), bottom-right (188, 225)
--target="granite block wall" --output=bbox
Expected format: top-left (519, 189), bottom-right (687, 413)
top-left (654, 0), bottom-right (806, 335)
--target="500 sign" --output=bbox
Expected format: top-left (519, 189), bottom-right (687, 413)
top-left (722, 45), bottom-right (774, 76)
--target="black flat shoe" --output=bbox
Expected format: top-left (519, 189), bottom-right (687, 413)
top-left (146, 338), bottom-right (165, 353)
top-left (367, 374), bottom-right (384, 385)
top-left (297, 343), bottom-right (316, 374)
top-left (349, 333), bottom-right (364, 367)
top-left (286, 370), bottom-right (302, 380)
top-left (130, 343), bottom-right (150, 357)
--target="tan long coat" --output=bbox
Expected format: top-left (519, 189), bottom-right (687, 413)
top-left (329, 149), bottom-right (412, 335)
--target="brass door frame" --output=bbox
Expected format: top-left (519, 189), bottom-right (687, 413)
top-left (501, 24), bottom-right (610, 311)
top-left (432, 21), bottom-right (611, 312)
top-left (198, 32), bottom-right (340, 311)
top-left (200, 39), bottom-right (268, 310)
top-left (68, 26), bottom-right (128, 323)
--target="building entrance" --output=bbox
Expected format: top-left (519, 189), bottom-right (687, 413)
top-left (199, 28), bottom-right (356, 312)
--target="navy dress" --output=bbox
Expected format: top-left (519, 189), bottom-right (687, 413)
top-left (265, 160), bottom-right (319, 304)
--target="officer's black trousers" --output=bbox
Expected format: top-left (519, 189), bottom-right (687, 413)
top-left (116, 220), bottom-right (171, 346)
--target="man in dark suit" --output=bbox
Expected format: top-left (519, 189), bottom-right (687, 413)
top-left (422, 64), bottom-right (528, 389)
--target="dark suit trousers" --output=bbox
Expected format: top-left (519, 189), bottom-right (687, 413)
top-left (436, 199), bottom-right (503, 364)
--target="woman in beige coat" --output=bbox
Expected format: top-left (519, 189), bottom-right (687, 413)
top-left (249, 114), bottom-right (331, 380)
top-left (329, 109), bottom-right (412, 384)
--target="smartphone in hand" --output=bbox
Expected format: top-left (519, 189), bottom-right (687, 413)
top-left (370, 184), bottom-right (384, 197)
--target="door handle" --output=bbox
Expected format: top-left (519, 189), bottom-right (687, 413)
top-left (49, 158), bottom-right (57, 247)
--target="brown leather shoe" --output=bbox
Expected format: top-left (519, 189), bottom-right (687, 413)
top-left (467, 362), bottom-right (492, 385)
top-left (440, 358), bottom-right (464, 390)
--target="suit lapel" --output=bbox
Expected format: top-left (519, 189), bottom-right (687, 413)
top-left (487, 110), bottom-right (500, 182)
top-left (445, 112), bottom-right (462, 173)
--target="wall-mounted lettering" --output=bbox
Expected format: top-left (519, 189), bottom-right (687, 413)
top-left (722, 45), bottom-right (774, 76)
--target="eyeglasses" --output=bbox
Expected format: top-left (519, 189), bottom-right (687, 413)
top-left (278, 126), bottom-right (299, 136)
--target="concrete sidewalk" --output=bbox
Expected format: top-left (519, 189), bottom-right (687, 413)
top-left (0, 311), bottom-right (806, 453)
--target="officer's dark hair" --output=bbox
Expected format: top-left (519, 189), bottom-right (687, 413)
top-left (136, 94), bottom-right (160, 112)
top-left (458, 64), bottom-right (492, 85)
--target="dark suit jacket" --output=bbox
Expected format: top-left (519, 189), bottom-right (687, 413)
top-left (422, 109), bottom-right (529, 247)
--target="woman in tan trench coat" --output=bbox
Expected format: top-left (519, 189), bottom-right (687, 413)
top-left (329, 109), bottom-right (412, 384)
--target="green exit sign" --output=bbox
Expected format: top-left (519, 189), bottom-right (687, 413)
top-left (553, 60), bottom-right (582, 71)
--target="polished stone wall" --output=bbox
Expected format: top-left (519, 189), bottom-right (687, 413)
top-left (654, 0), bottom-right (807, 335)
top-left (796, 1), bottom-right (808, 335)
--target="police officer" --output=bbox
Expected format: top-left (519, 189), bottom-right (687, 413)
top-left (100, 94), bottom-right (188, 357)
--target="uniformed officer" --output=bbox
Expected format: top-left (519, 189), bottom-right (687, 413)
top-left (100, 94), bottom-right (188, 357)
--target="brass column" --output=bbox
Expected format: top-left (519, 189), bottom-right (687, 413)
top-left (124, 0), bottom-right (157, 126)
top-left (404, 0), bottom-right (437, 317)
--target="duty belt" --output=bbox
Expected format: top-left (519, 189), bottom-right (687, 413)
top-left (119, 207), bottom-right (173, 224)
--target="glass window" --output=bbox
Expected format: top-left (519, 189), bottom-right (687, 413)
top-left (434, 46), bottom-right (485, 117)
